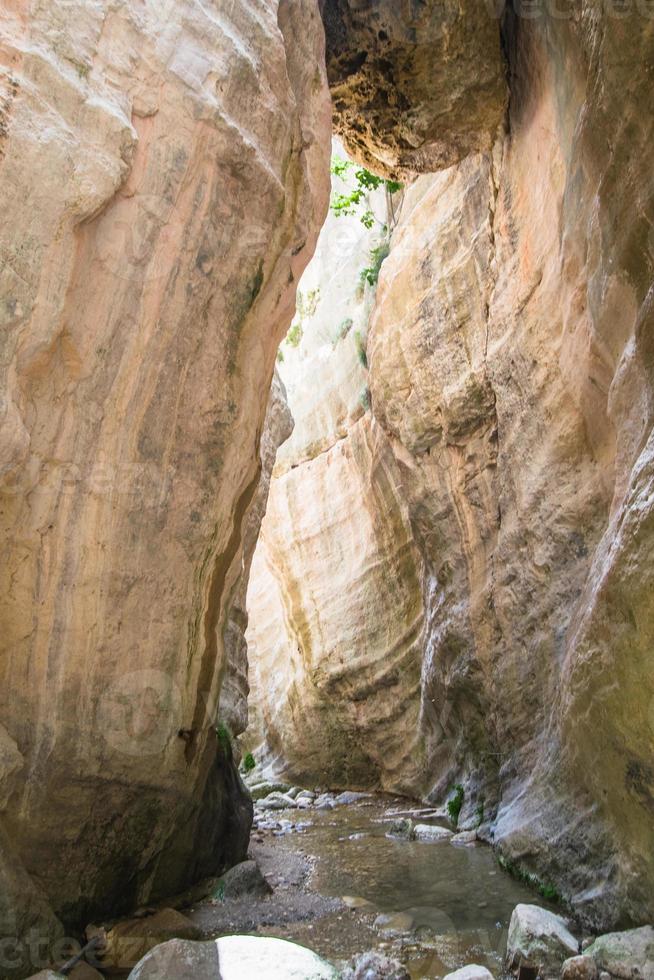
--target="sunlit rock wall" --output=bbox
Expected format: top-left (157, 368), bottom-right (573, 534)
top-left (248, 5), bottom-right (654, 932)
top-left (245, 156), bottom-right (426, 792)
top-left (368, 7), bottom-right (654, 930)
top-left (0, 0), bottom-right (330, 961)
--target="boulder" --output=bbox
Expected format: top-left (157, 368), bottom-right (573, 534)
top-left (374, 912), bottom-right (414, 936)
top-left (506, 905), bottom-right (579, 978)
top-left (341, 950), bottom-right (410, 980)
top-left (561, 955), bottom-right (599, 980)
top-left (214, 860), bottom-right (272, 899)
top-left (442, 968), bottom-right (495, 980)
top-left (586, 926), bottom-right (654, 980)
top-left (249, 782), bottom-right (293, 801)
top-left (342, 896), bottom-right (375, 910)
top-left (87, 908), bottom-right (201, 971)
top-left (451, 831), bottom-right (478, 846)
top-left (257, 792), bottom-right (297, 810)
top-left (127, 936), bottom-right (338, 979)
top-left (334, 792), bottom-right (370, 806)
top-left (386, 818), bottom-right (415, 840)
top-left (0, 823), bottom-right (64, 977)
top-left (414, 824), bottom-right (453, 842)
top-left (320, 0), bottom-right (507, 179)
top-left (68, 966), bottom-right (104, 980)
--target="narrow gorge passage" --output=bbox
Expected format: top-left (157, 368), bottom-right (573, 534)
top-left (1, 1), bottom-right (654, 979)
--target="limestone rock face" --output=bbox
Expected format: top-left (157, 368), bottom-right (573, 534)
top-left (320, 0), bottom-right (508, 179)
top-left (364, 7), bottom-right (654, 929)
top-left (0, 0), bottom-right (330, 956)
top-left (245, 163), bottom-right (425, 791)
top-left (246, 4), bottom-right (654, 933)
top-left (220, 372), bottom-right (294, 741)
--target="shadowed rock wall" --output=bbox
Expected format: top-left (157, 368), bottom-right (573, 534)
top-left (0, 0), bottom-right (330, 964)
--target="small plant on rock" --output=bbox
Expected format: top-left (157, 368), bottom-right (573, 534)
top-left (497, 854), bottom-right (562, 904)
top-left (243, 752), bottom-right (256, 773)
top-left (359, 241), bottom-right (390, 289)
top-left (286, 321), bottom-right (303, 348)
top-left (354, 330), bottom-right (368, 368)
top-left (447, 784), bottom-right (465, 827)
top-left (215, 722), bottom-right (231, 753)
top-left (333, 317), bottom-right (353, 346)
top-left (330, 155), bottom-right (402, 229)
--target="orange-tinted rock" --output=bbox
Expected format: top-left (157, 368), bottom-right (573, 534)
top-left (0, 0), bottom-right (330, 956)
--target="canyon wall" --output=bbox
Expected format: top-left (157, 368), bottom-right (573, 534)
top-left (0, 0), bottom-right (330, 966)
top-left (246, 170), bottom-right (426, 791)
top-left (246, 3), bottom-right (654, 932)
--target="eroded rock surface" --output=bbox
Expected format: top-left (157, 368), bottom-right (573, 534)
top-left (245, 160), bottom-right (425, 791)
top-left (369, 7), bottom-right (654, 924)
top-left (220, 372), bottom-right (294, 741)
top-left (0, 0), bottom-right (330, 960)
top-left (246, 3), bottom-right (654, 933)
top-left (320, 0), bottom-right (507, 179)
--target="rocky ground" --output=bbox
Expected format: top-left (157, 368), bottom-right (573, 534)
top-left (24, 784), bottom-right (654, 979)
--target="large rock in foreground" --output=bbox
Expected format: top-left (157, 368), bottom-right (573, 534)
top-left (586, 927), bottom-right (654, 980)
top-left (320, 0), bottom-right (507, 178)
top-left (506, 905), bottom-right (579, 979)
top-left (127, 936), bottom-right (338, 980)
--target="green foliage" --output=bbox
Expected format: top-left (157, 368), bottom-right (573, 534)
top-left (334, 317), bottom-right (353, 346)
top-left (498, 855), bottom-right (562, 904)
top-left (296, 288), bottom-right (320, 318)
top-left (215, 722), bottom-right (231, 753)
top-left (276, 348), bottom-right (285, 363)
top-left (330, 155), bottom-right (402, 228)
top-left (243, 752), bottom-right (256, 773)
top-left (447, 784), bottom-right (465, 827)
top-left (359, 386), bottom-right (371, 413)
top-left (284, 288), bottom-right (319, 351)
top-left (286, 321), bottom-right (303, 348)
top-left (354, 331), bottom-right (368, 369)
top-left (360, 241), bottom-right (390, 289)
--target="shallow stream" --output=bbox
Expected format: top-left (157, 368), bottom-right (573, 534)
top-left (254, 797), bottom-right (551, 977)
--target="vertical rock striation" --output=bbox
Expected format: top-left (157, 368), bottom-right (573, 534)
top-left (246, 165), bottom-right (426, 792)
top-left (0, 0), bottom-right (330, 962)
top-left (247, 2), bottom-right (654, 932)
top-left (363, 6), bottom-right (654, 928)
top-left (220, 372), bottom-right (294, 742)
